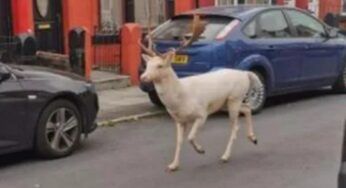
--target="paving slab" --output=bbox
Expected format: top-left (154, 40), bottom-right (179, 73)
top-left (97, 87), bottom-right (164, 123)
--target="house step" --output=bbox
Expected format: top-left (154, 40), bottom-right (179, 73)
top-left (91, 71), bottom-right (131, 91)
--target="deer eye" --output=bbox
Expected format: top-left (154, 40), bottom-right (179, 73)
top-left (157, 65), bottom-right (164, 69)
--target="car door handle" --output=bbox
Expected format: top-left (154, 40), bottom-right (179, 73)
top-left (265, 45), bottom-right (278, 50)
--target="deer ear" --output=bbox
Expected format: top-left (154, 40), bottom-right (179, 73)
top-left (142, 54), bottom-right (152, 63)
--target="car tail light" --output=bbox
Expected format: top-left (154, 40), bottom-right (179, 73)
top-left (215, 20), bottom-right (240, 41)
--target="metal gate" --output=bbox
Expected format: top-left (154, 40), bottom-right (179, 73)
top-left (92, 27), bottom-right (121, 73)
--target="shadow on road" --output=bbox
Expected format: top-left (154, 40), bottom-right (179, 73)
top-left (0, 151), bottom-right (37, 169)
top-left (0, 138), bottom-right (98, 169)
top-left (265, 89), bottom-right (338, 108)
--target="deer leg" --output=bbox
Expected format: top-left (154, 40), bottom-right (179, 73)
top-left (221, 100), bottom-right (241, 163)
top-left (188, 117), bottom-right (207, 154)
top-left (168, 123), bottom-right (184, 172)
top-left (240, 103), bottom-right (258, 145)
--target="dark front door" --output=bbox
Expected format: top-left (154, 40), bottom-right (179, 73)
top-left (166, 0), bottom-right (175, 19)
top-left (124, 0), bottom-right (135, 23)
top-left (0, 0), bottom-right (12, 37)
top-left (33, 0), bottom-right (64, 53)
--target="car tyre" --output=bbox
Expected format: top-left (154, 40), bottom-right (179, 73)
top-left (248, 71), bottom-right (266, 114)
top-left (35, 100), bottom-right (82, 158)
top-left (332, 65), bottom-right (346, 93)
top-left (148, 90), bottom-right (164, 107)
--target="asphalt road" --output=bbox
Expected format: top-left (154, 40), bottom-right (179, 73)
top-left (0, 90), bottom-right (345, 188)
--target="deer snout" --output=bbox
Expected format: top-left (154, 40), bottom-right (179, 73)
top-left (140, 74), bottom-right (151, 83)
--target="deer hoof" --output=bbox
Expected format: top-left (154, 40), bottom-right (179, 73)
top-left (197, 149), bottom-right (206, 154)
top-left (167, 164), bottom-right (179, 172)
top-left (248, 135), bottom-right (258, 145)
top-left (220, 156), bottom-right (230, 163)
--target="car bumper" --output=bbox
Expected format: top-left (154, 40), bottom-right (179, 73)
top-left (87, 122), bottom-right (98, 134)
top-left (82, 91), bottom-right (99, 134)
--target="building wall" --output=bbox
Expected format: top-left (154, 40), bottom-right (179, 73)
top-left (134, 0), bottom-right (166, 26)
top-left (8, 0), bottom-right (346, 80)
top-left (11, 0), bottom-right (35, 35)
top-left (319, 0), bottom-right (341, 19)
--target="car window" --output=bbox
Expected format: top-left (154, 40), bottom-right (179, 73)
top-left (153, 16), bottom-right (233, 42)
top-left (243, 20), bottom-right (257, 39)
top-left (286, 10), bottom-right (325, 38)
top-left (258, 10), bottom-right (292, 38)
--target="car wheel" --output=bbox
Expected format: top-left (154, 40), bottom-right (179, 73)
top-left (35, 100), bottom-right (82, 158)
top-left (248, 71), bottom-right (266, 114)
top-left (148, 90), bottom-right (164, 107)
top-left (332, 65), bottom-right (346, 93)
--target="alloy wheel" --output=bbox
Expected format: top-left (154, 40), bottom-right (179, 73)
top-left (45, 108), bottom-right (80, 152)
top-left (248, 85), bottom-right (265, 112)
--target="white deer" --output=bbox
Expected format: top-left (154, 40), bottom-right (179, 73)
top-left (140, 15), bottom-right (262, 172)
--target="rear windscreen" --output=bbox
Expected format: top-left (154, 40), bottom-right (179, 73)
top-left (153, 16), bottom-right (233, 42)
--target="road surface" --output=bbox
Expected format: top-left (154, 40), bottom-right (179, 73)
top-left (0, 90), bottom-right (345, 188)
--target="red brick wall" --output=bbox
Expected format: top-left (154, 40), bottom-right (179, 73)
top-left (61, 0), bottom-right (99, 78)
top-left (11, 0), bottom-right (35, 35)
top-left (319, 0), bottom-right (341, 19)
top-left (199, 0), bottom-right (215, 7)
top-left (175, 0), bottom-right (195, 15)
top-left (296, 0), bottom-right (308, 9)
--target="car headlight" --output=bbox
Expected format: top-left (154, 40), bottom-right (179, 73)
top-left (85, 83), bottom-right (96, 93)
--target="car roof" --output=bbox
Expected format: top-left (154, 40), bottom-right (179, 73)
top-left (181, 5), bottom-right (287, 20)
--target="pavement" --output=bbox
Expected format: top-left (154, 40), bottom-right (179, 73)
top-left (0, 90), bottom-right (345, 188)
top-left (97, 87), bottom-right (165, 124)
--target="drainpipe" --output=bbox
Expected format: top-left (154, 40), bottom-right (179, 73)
top-left (195, 0), bottom-right (200, 8)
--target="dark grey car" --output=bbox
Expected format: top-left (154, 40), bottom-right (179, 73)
top-left (0, 63), bottom-right (98, 158)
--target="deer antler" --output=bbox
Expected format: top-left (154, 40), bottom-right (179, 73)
top-left (166, 14), bottom-right (206, 55)
top-left (181, 15), bottom-right (207, 49)
top-left (140, 8), bottom-right (207, 58)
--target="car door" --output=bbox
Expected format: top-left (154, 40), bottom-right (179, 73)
top-left (0, 65), bottom-right (27, 150)
top-left (285, 9), bottom-right (340, 86)
top-left (243, 10), bottom-right (305, 90)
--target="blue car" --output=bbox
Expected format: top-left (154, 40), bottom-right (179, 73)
top-left (139, 5), bottom-right (346, 113)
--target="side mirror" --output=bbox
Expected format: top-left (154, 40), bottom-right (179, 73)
top-left (325, 27), bottom-right (339, 38)
top-left (0, 66), bottom-right (11, 83)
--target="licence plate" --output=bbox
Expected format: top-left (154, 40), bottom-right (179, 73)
top-left (172, 55), bottom-right (189, 64)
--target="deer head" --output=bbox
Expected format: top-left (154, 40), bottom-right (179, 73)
top-left (140, 14), bottom-right (206, 83)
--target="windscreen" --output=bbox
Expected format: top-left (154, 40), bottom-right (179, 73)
top-left (153, 16), bottom-right (234, 42)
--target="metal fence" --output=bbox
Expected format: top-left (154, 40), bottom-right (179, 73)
top-left (92, 27), bottom-right (121, 73)
top-left (0, 36), bottom-right (20, 63)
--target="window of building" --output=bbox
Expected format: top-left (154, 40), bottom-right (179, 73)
top-left (286, 10), bottom-right (325, 38)
top-left (216, 0), bottom-right (272, 6)
top-left (258, 10), bottom-right (292, 38)
top-left (283, 0), bottom-right (295, 7)
top-left (135, 0), bottom-right (166, 27)
top-left (100, 0), bottom-right (122, 33)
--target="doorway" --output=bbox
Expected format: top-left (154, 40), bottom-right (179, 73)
top-left (124, 0), bottom-right (135, 22)
top-left (33, 0), bottom-right (64, 53)
top-left (0, 0), bottom-right (12, 37)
